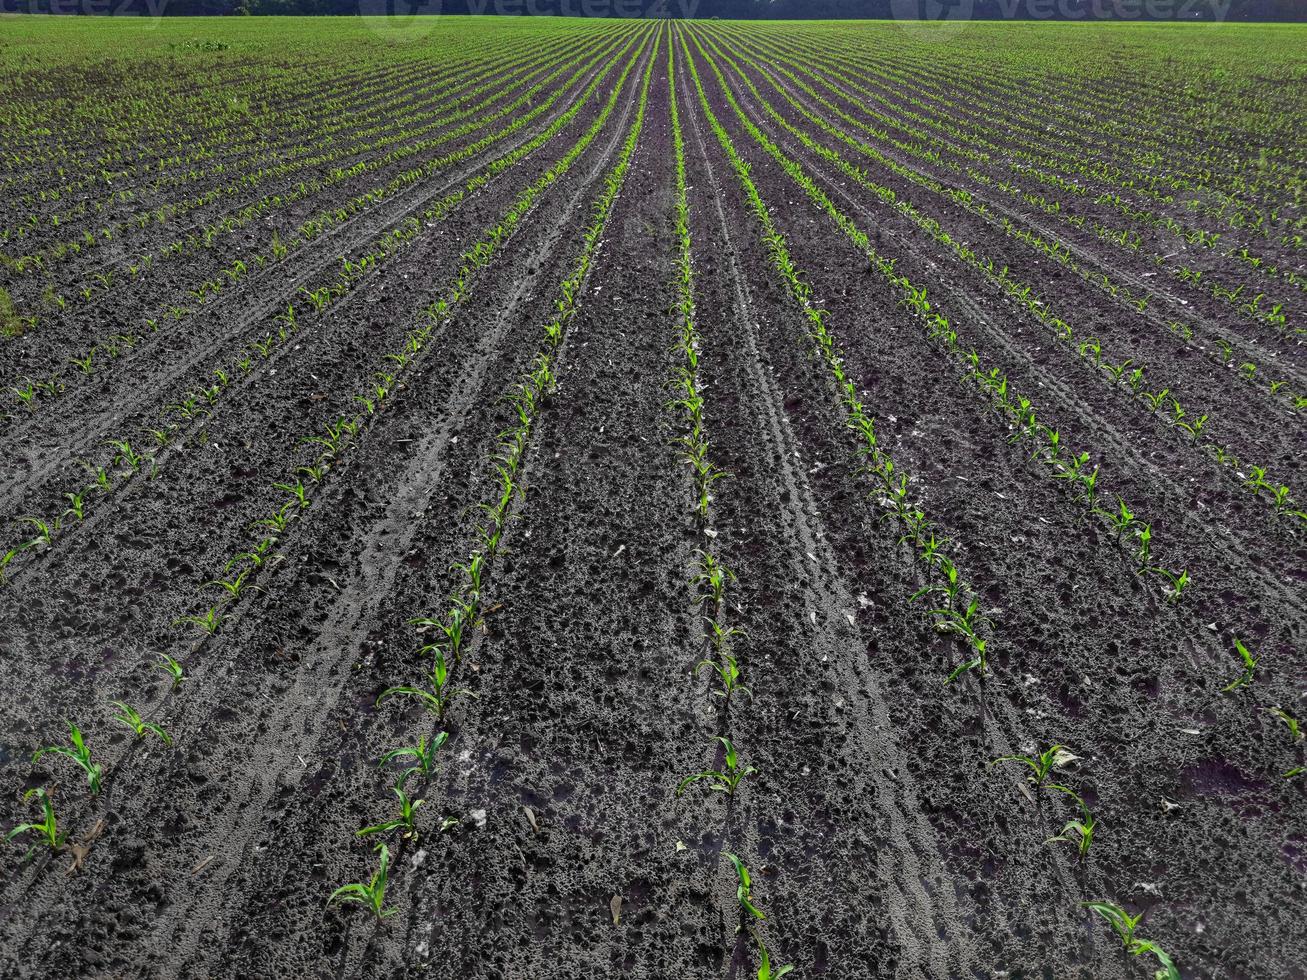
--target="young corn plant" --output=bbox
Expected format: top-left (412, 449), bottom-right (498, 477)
top-left (356, 784), bottom-right (424, 840)
top-left (110, 701), bottom-right (171, 744)
top-left (156, 652), bottom-right (184, 690)
top-left (5, 788), bottom-right (67, 857)
top-left (1269, 707), bottom-right (1302, 742)
top-left (174, 606), bottom-right (223, 636)
top-left (33, 722), bottom-right (103, 794)
top-left (696, 653), bottom-right (751, 702)
top-left (724, 851), bottom-right (765, 920)
top-left (676, 736), bottom-right (756, 797)
top-left (991, 744), bottom-right (1079, 792)
top-left (1045, 785), bottom-right (1096, 859)
top-left (691, 550), bottom-right (736, 609)
top-left (327, 843), bottom-right (396, 919)
top-left (1083, 902), bottom-right (1179, 980)
top-left (750, 928), bottom-right (795, 980)
top-left (376, 648), bottom-right (475, 723)
top-left (1222, 638), bottom-right (1258, 692)
top-left (379, 731), bottom-right (449, 789)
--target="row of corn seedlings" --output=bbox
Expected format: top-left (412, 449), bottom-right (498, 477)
top-left (1, 33), bottom-right (589, 295)
top-left (0, 36), bottom-right (649, 588)
top-left (780, 25), bottom-right (1301, 258)
top-left (687, 31), bottom-right (1193, 608)
top-left (716, 25), bottom-right (1301, 341)
top-left (329, 25), bottom-right (661, 920)
top-left (5, 33), bottom-right (632, 419)
top-left (684, 27), bottom-right (1202, 976)
top-left (684, 31), bottom-right (1009, 689)
top-left (699, 32), bottom-right (1305, 531)
top-left (14, 32), bottom-right (597, 316)
top-left (664, 40), bottom-right (789, 977)
top-left (3, 31), bottom-right (656, 876)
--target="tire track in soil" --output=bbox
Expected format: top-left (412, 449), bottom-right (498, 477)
top-left (0, 33), bottom-right (661, 980)
top-left (684, 28), bottom-right (1301, 977)
top-left (0, 54), bottom-right (636, 741)
top-left (675, 36), bottom-right (976, 979)
top-left (679, 28), bottom-right (1135, 975)
top-left (712, 28), bottom-right (1305, 369)
top-left (702, 36), bottom-right (1306, 505)
top-left (385, 64), bottom-right (719, 980)
top-left (697, 40), bottom-right (1306, 653)
top-left (0, 32), bottom-right (634, 510)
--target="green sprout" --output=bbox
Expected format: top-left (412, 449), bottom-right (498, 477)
top-left (1269, 707), bottom-right (1302, 742)
top-left (1222, 638), bottom-right (1257, 692)
top-left (1083, 901), bottom-right (1179, 980)
top-left (110, 701), bottom-right (171, 745)
top-left (677, 736), bottom-right (756, 797)
top-left (174, 606), bottom-right (223, 636)
top-left (1045, 785), bottom-right (1096, 859)
top-left (750, 928), bottom-right (795, 980)
top-left (376, 648), bottom-right (475, 723)
top-left (156, 652), bottom-right (184, 690)
top-left (724, 852), bottom-right (765, 920)
top-left (696, 653), bottom-right (751, 701)
top-left (327, 843), bottom-right (396, 919)
top-left (33, 721), bottom-right (103, 794)
top-left (1145, 566), bottom-right (1190, 603)
top-left (991, 743), bottom-right (1079, 791)
top-left (692, 550), bottom-right (736, 608)
top-left (5, 788), bottom-right (67, 857)
top-left (379, 731), bottom-right (449, 789)
top-left (356, 784), bottom-right (424, 840)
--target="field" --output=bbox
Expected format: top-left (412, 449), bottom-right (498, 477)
top-left (0, 13), bottom-right (1304, 979)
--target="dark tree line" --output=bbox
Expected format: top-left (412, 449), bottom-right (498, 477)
top-left (15, 0), bottom-right (1304, 21)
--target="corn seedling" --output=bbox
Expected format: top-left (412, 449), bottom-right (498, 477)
top-left (110, 701), bottom-right (170, 744)
top-left (1145, 566), bottom-right (1190, 603)
top-left (1083, 901), bottom-right (1179, 980)
top-left (356, 784), bottom-right (424, 840)
top-left (1269, 707), bottom-right (1302, 742)
top-left (33, 721), bottom-right (103, 794)
top-left (691, 550), bottom-right (736, 609)
top-left (156, 652), bottom-right (184, 690)
top-left (379, 731), bottom-right (449, 789)
top-left (696, 653), bottom-right (751, 701)
top-left (19, 515), bottom-right (55, 548)
top-left (327, 843), bottom-right (396, 919)
top-left (273, 480), bottom-right (310, 510)
top-left (376, 648), bottom-right (475, 722)
top-left (226, 538), bottom-right (280, 570)
top-left (1222, 638), bottom-right (1257, 692)
top-left (676, 736), bottom-right (756, 797)
top-left (174, 606), bottom-right (223, 636)
top-left (724, 852), bottom-right (765, 920)
top-left (991, 743), bottom-right (1078, 791)
top-left (749, 928), bottom-right (795, 980)
top-left (203, 568), bottom-right (256, 599)
top-left (106, 438), bottom-right (141, 471)
top-left (63, 491), bottom-right (87, 521)
top-left (5, 788), bottom-right (67, 857)
top-left (1045, 785), bottom-right (1096, 858)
